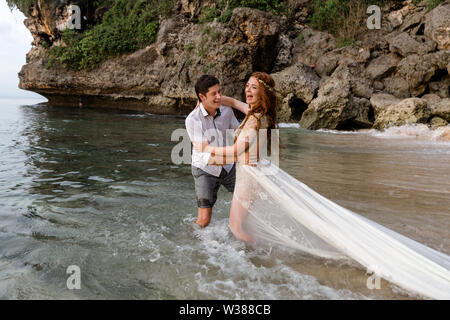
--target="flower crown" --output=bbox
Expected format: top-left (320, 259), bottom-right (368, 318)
top-left (257, 79), bottom-right (277, 93)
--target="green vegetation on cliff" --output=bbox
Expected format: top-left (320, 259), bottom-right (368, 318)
top-left (310, 0), bottom-right (386, 48)
top-left (6, 0), bottom-right (35, 16)
top-left (413, 0), bottom-right (445, 9)
top-left (46, 0), bottom-right (291, 71)
top-left (310, 0), bottom-right (445, 47)
top-left (11, 0), bottom-right (446, 70)
top-left (198, 0), bottom-right (291, 23)
top-left (47, 0), bottom-right (171, 70)
top-left (424, 0), bottom-right (445, 9)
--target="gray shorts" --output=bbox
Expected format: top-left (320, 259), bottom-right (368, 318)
top-left (192, 165), bottom-right (236, 208)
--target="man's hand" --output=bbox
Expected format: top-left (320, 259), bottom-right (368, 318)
top-left (193, 140), bottom-right (211, 153)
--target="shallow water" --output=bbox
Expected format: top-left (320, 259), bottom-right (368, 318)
top-left (0, 98), bottom-right (448, 299)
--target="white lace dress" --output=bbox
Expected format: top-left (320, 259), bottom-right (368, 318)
top-left (228, 114), bottom-right (450, 299)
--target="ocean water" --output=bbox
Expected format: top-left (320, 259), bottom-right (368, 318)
top-left (0, 97), bottom-right (448, 299)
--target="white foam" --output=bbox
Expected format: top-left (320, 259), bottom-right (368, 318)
top-left (317, 129), bottom-right (364, 135)
top-left (367, 124), bottom-right (450, 143)
top-left (138, 231), bottom-right (161, 262)
top-left (189, 219), bottom-right (365, 299)
top-left (278, 123), bottom-right (300, 128)
top-left (121, 113), bottom-right (154, 118)
top-left (88, 176), bottom-right (114, 183)
top-left (285, 124), bottom-right (450, 143)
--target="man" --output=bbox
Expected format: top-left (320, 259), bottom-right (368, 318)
top-left (185, 75), bottom-right (240, 228)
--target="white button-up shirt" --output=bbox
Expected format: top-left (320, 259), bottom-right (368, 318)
top-left (185, 103), bottom-right (240, 177)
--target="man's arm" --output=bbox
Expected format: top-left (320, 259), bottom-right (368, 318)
top-left (185, 115), bottom-right (211, 166)
top-left (221, 96), bottom-right (249, 115)
top-left (185, 115), bottom-right (203, 144)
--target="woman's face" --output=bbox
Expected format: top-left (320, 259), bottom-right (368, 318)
top-left (245, 76), bottom-right (261, 108)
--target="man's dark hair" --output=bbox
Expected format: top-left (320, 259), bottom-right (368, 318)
top-left (195, 75), bottom-right (220, 100)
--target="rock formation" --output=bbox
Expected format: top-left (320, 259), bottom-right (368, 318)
top-left (15, 0), bottom-right (450, 130)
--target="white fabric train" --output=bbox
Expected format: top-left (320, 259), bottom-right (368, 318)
top-left (233, 160), bottom-right (450, 300)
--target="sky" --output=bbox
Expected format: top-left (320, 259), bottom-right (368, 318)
top-left (0, 0), bottom-right (45, 99)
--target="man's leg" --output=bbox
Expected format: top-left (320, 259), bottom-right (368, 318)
top-left (196, 207), bottom-right (212, 228)
top-left (221, 164), bottom-right (236, 193)
top-left (192, 166), bottom-right (220, 228)
top-left (197, 174), bottom-right (221, 227)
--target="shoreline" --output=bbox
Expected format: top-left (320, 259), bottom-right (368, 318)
top-left (4, 96), bottom-right (449, 143)
top-left (30, 92), bottom-right (195, 116)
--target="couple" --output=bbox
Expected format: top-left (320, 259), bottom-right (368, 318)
top-left (185, 72), bottom-right (277, 242)
top-left (184, 74), bottom-right (450, 300)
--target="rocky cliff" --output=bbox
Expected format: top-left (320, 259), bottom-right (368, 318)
top-left (15, 0), bottom-right (450, 130)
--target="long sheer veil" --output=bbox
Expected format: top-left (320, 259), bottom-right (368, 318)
top-left (233, 160), bottom-right (450, 300)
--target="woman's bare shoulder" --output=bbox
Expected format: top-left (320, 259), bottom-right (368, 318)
top-left (240, 113), bottom-right (262, 130)
top-left (247, 113), bottom-right (263, 122)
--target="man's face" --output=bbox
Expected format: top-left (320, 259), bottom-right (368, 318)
top-left (199, 84), bottom-right (221, 110)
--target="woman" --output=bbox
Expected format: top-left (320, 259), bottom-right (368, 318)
top-left (194, 71), bottom-right (277, 242)
top-left (194, 75), bottom-right (450, 300)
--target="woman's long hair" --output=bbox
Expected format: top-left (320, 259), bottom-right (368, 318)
top-left (242, 71), bottom-right (277, 154)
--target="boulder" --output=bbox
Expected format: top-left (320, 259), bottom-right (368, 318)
top-left (272, 34), bottom-right (294, 72)
top-left (397, 51), bottom-right (450, 96)
top-left (415, 35), bottom-right (438, 52)
top-left (366, 54), bottom-right (401, 80)
top-left (351, 97), bottom-right (373, 129)
top-left (228, 8), bottom-right (281, 72)
top-left (370, 93), bottom-right (401, 117)
top-left (373, 98), bottom-right (431, 129)
top-left (277, 93), bottom-right (295, 123)
top-left (387, 32), bottom-right (434, 57)
top-left (387, 10), bottom-right (404, 29)
top-left (428, 98), bottom-right (450, 122)
top-left (373, 80), bottom-right (384, 91)
top-left (292, 27), bottom-right (336, 67)
top-left (299, 64), bottom-right (373, 130)
top-left (352, 75), bottom-right (373, 99)
top-left (315, 51), bottom-right (340, 77)
top-left (315, 46), bottom-right (371, 77)
top-left (271, 63), bottom-right (320, 105)
top-left (424, 3), bottom-right (450, 50)
top-left (421, 93), bottom-right (442, 106)
top-left (230, 8), bottom-right (280, 45)
top-left (383, 76), bottom-right (410, 98)
top-left (430, 116), bottom-right (448, 128)
top-left (428, 74), bottom-right (450, 98)
top-left (400, 9), bottom-right (427, 33)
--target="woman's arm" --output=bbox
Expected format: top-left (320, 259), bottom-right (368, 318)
top-left (194, 115), bottom-right (259, 165)
top-left (207, 150), bottom-right (237, 165)
top-left (206, 141), bottom-right (249, 165)
top-left (193, 133), bottom-right (253, 164)
top-left (206, 124), bottom-right (258, 165)
top-left (221, 96), bottom-right (249, 115)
